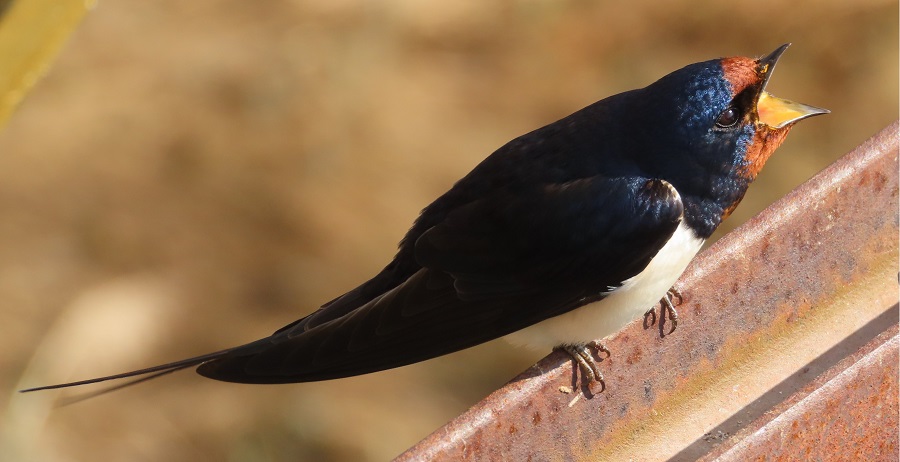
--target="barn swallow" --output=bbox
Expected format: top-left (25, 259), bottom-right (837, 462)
top-left (22, 44), bottom-right (827, 397)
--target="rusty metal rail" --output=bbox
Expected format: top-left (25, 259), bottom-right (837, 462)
top-left (396, 121), bottom-right (899, 462)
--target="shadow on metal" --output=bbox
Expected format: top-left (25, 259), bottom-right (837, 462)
top-left (396, 121), bottom-right (899, 462)
top-left (680, 305), bottom-right (898, 461)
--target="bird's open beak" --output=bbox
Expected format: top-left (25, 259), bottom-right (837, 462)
top-left (755, 43), bottom-right (829, 129)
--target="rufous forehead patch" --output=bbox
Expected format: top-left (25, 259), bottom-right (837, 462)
top-left (719, 56), bottom-right (761, 97)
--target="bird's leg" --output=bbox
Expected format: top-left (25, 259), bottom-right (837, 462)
top-left (589, 340), bottom-right (612, 359)
top-left (644, 288), bottom-right (682, 335)
top-left (662, 288), bottom-right (682, 334)
top-left (643, 304), bottom-right (657, 328)
top-left (556, 341), bottom-right (609, 392)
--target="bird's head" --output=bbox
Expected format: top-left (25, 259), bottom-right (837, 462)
top-left (643, 43), bottom-right (828, 176)
top-left (631, 43), bottom-right (828, 231)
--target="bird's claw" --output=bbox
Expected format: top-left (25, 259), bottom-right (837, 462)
top-left (644, 288), bottom-right (682, 335)
top-left (643, 305), bottom-right (657, 328)
top-left (661, 288), bottom-right (681, 335)
top-left (557, 342), bottom-right (607, 393)
top-left (588, 340), bottom-right (611, 359)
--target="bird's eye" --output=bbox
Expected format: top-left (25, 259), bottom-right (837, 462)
top-left (715, 106), bottom-right (740, 128)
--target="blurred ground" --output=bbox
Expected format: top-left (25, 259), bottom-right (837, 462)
top-left (0, 0), bottom-right (896, 461)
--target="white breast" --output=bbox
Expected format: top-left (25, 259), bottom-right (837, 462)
top-left (505, 222), bottom-right (705, 350)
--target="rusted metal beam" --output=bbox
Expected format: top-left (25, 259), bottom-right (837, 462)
top-left (705, 322), bottom-right (898, 462)
top-left (396, 121), bottom-right (899, 462)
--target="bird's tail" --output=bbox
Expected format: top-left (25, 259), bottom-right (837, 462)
top-left (18, 347), bottom-right (238, 404)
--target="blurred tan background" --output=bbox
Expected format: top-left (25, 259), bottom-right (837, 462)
top-left (0, 0), bottom-right (896, 461)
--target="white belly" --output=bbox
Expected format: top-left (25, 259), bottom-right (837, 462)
top-left (505, 222), bottom-right (705, 350)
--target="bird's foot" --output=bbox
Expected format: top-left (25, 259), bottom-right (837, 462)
top-left (556, 341), bottom-right (609, 392)
top-left (645, 288), bottom-right (682, 335)
top-left (659, 288), bottom-right (683, 335)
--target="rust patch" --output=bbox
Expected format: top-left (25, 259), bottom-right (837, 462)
top-left (705, 326), bottom-right (899, 461)
top-left (625, 347), bottom-right (642, 365)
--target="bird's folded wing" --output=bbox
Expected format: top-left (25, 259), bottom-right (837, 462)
top-left (198, 175), bottom-right (683, 383)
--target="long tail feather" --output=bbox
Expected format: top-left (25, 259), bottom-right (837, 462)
top-left (55, 363), bottom-right (199, 406)
top-left (19, 348), bottom-right (235, 393)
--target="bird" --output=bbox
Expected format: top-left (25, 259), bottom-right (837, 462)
top-left (22, 43), bottom-right (827, 398)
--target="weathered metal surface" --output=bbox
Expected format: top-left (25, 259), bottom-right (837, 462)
top-left (396, 121), bottom-right (899, 462)
top-left (710, 324), bottom-right (899, 462)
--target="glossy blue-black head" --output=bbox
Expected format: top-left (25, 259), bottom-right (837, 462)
top-left (627, 44), bottom-right (828, 235)
top-left (627, 45), bottom-right (828, 236)
top-left (637, 44), bottom-right (827, 179)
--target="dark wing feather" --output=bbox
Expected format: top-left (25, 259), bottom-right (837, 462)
top-left (198, 176), bottom-right (683, 383)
